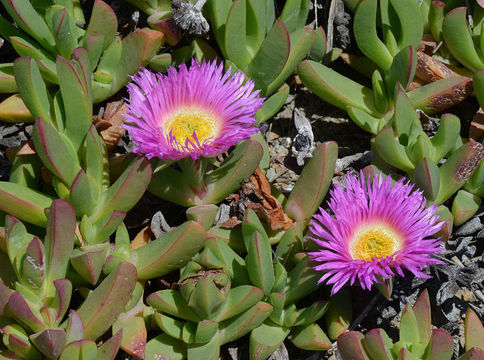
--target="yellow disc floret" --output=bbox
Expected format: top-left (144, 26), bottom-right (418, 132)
top-left (165, 107), bottom-right (218, 145)
top-left (351, 225), bottom-right (401, 261)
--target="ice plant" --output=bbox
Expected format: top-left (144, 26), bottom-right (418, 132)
top-left (309, 172), bottom-right (444, 295)
top-left (124, 59), bottom-right (263, 160)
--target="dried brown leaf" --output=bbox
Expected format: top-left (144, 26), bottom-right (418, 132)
top-left (416, 51), bottom-right (457, 83)
top-left (94, 101), bottom-right (127, 152)
top-left (470, 108), bottom-right (484, 142)
top-left (221, 169), bottom-right (293, 230)
top-left (130, 226), bottom-right (153, 250)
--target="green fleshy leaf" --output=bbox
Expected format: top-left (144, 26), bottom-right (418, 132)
top-left (284, 141), bottom-right (337, 225)
top-left (0, 182), bottom-right (53, 227)
top-left (133, 221), bottom-right (205, 280)
top-left (298, 60), bottom-right (379, 115)
top-left (353, 0), bottom-right (393, 71)
top-left (250, 321), bottom-right (289, 360)
top-left (76, 262), bottom-right (137, 340)
top-left (13, 57), bottom-right (53, 122)
top-left (245, 19), bottom-right (290, 90)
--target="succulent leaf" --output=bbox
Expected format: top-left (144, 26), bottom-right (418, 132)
top-left (0, 0), bottom-right (56, 51)
top-left (51, 6), bottom-right (77, 59)
top-left (97, 330), bottom-right (122, 360)
top-left (374, 126), bottom-right (415, 172)
top-left (145, 333), bottom-right (185, 360)
top-left (29, 328), bottom-right (66, 359)
top-left (8, 292), bottom-right (46, 332)
top-left (250, 321), bottom-right (289, 360)
top-left (413, 289), bottom-right (432, 347)
top-left (399, 303), bottom-right (420, 344)
top-left (133, 221), bottom-right (205, 280)
top-left (186, 330), bottom-right (220, 359)
top-left (147, 290), bottom-right (200, 322)
top-left (0, 94), bottom-right (33, 123)
top-left (464, 308), bottom-right (484, 351)
top-left (353, 0), bottom-right (393, 71)
top-left (76, 262), bottom-right (137, 340)
top-left (422, 329), bottom-right (454, 360)
top-left (338, 331), bottom-right (370, 360)
top-left (452, 190), bottom-right (482, 226)
top-left (408, 76), bottom-right (473, 115)
top-left (13, 57), bottom-right (53, 123)
top-left (33, 117), bottom-right (81, 187)
top-left (219, 301), bottom-right (273, 344)
top-left (436, 142), bottom-right (484, 204)
top-left (386, 46), bottom-right (417, 97)
top-left (443, 7), bottom-right (484, 72)
top-left (298, 60), bottom-right (378, 115)
top-left (413, 158), bottom-right (440, 201)
top-left (263, 27), bottom-right (313, 95)
top-left (56, 49), bottom-right (92, 152)
top-left (290, 323), bottom-right (332, 351)
top-left (361, 328), bottom-right (393, 360)
top-left (84, 0), bottom-right (117, 50)
top-left (70, 244), bottom-right (109, 285)
top-left (203, 140), bottom-right (263, 204)
top-left (325, 288), bottom-right (352, 340)
top-left (285, 141), bottom-right (337, 225)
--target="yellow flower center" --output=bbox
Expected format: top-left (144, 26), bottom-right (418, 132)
top-left (165, 107), bottom-right (218, 145)
top-left (351, 225), bottom-right (401, 261)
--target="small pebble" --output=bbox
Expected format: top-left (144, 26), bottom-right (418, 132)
top-left (455, 217), bottom-right (483, 236)
top-left (455, 237), bottom-right (473, 253)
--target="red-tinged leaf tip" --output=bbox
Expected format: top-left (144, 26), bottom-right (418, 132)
top-left (54, 8), bottom-right (67, 38)
top-left (30, 329), bottom-right (66, 359)
top-left (53, 279), bottom-right (72, 323)
top-left (8, 292), bottom-right (46, 332)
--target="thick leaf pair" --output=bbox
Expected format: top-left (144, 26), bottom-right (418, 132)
top-left (0, 0), bottom-right (163, 105)
top-left (442, 7), bottom-right (484, 73)
top-left (0, 200), bottom-right (137, 359)
top-left (337, 289), bottom-right (484, 360)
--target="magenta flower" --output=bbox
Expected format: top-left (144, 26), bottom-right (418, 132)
top-left (309, 172), bottom-right (444, 295)
top-left (123, 59), bottom-right (263, 160)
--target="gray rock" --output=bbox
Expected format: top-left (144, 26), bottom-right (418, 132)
top-left (214, 203), bottom-right (231, 226)
top-left (441, 300), bottom-right (462, 322)
top-left (0, 124), bottom-right (20, 137)
top-left (455, 217), bottom-right (483, 236)
top-left (0, 137), bottom-right (21, 147)
top-left (436, 281), bottom-right (460, 306)
top-left (455, 237), bottom-right (473, 253)
top-left (151, 211), bottom-right (172, 238)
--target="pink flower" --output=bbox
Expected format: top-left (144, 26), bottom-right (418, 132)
top-left (123, 59), bottom-right (263, 160)
top-left (309, 172), bottom-right (444, 295)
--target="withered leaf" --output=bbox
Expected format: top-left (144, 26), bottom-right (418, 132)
top-left (130, 225), bottom-right (153, 250)
top-left (93, 100), bottom-right (127, 152)
top-left (416, 51), bottom-right (457, 83)
top-left (221, 168), bottom-right (292, 231)
top-left (469, 108), bottom-right (484, 142)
